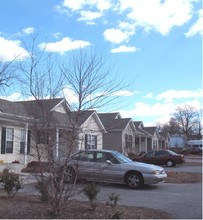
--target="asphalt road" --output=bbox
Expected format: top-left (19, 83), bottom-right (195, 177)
top-left (19, 157), bottom-right (202, 219)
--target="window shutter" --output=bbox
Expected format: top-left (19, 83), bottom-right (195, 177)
top-left (95, 136), bottom-right (97, 149)
top-left (85, 134), bottom-right (87, 149)
top-left (1, 127), bottom-right (6, 154)
top-left (27, 130), bottom-right (31, 154)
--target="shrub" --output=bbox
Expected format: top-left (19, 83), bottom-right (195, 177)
top-left (83, 182), bottom-right (100, 211)
top-left (0, 169), bottom-right (22, 197)
top-left (35, 180), bottom-right (50, 201)
top-left (106, 193), bottom-right (123, 219)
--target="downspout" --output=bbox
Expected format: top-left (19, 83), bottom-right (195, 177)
top-left (24, 123), bottom-right (28, 165)
top-left (56, 128), bottom-right (59, 159)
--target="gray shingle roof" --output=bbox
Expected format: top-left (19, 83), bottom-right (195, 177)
top-left (98, 113), bottom-right (132, 131)
top-left (0, 98), bottom-right (29, 117)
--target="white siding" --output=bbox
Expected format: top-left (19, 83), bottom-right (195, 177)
top-left (78, 115), bottom-right (103, 150)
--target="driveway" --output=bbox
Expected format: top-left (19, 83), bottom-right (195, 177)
top-left (2, 156), bottom-right (202, 219)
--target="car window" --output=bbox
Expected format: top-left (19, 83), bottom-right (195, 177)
top-left (145, 151), bottom-right (156, 157)
top-left (112, 152), bottom-right (132, 163)
top-left (156, 150), bottom-right (169, 157)
top-left (106, 153), bottom-right (119, 164)
top-left (95, 152), bottom-right (106, 163)
top-left (72, 151), bottom-right (94, 162)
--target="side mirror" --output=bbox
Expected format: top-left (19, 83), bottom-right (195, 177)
top-left (106, 160), bottom-right (113, 165)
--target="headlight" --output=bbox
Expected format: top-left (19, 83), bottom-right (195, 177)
top-left (152, 170), bottom-right (161, 175)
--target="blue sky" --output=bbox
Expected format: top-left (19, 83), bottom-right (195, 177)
top-left (0, 0), bottom-right (202, 126)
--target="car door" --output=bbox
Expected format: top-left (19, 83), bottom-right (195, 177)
top-left (94, 152), bottom-right (122, 182)
top-left (72, 151), bottom-right (95, 180)
top-left (142, 151), bottom-right (157, 164)
top-left (155, 150), bottom-right (169, 165)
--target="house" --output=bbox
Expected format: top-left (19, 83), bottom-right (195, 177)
top-left (133, 121), bottom-right (152, 153)
top-left (69, 110), bottom-right (106, 150)
top-left (0, 97), bottom-right (170, 164)
top-left (98, 113), bottom-right (136, 155)
top-left (0, 98), bottom-right (107, 164)
top-left (133, 122), bottom-right (169, 153)
top-left (0, 98), bottom-right (78, 163)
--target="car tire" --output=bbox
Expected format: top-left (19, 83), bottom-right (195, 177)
top-left (166, 160), bottom-right (175, 167)
top-left (125, 172), bottom-right (144, 189)
top-left (62, 166), bottom-right (76, 183)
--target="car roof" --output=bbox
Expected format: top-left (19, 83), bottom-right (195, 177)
top-left (77, 149), bottom-right (118, 154)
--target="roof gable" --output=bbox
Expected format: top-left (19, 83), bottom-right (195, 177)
top-left (70, 110), bottom-right (106, 132)
top-left (98, 113), bottom-right (134, 131)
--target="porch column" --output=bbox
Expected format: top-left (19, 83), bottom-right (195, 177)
top-left (56, 128), bottom-right (59, 159)
top-left (139, 136), bottom-right (141, 153)
top-left (145, 137), bottom-right (147, 152)
top-left (24, 123), bottom-right (28, 165)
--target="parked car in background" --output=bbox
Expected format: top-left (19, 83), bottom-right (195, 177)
top-left (60, 149), bottom-right (167, 189)
top-left (186, 146), bottom-right (202, 155)
top-left (133, 149), bottom-right (185, 167)
top-left (186, 140), bottom-right (202, 155)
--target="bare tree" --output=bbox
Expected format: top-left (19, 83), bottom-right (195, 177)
top-left (172, 104), bottom-right (200, 138)
top-left (0, 58), bottom-right (18, 93)
top-left (60, 49), bottom-right (128, 112)
top-left (162, 117), bottom-right (180, 135)
top-left (17, 36), bottom-right (128, 216)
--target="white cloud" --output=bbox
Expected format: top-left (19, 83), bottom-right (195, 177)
top-left (62, 0), bottom-right (85, 11)
top-left (103, 28), bottom-right (129, 43)
top-left (143, 93), bottom-right (153, 99)
top-left (0, 37), bottom-right (29, 62)
top-left (63, 86), bottom-right (79, 104)
top-left (118, 0), bottom-right (194, 35)
top-left (60, 0), bottom-right (112, 24)
top-left (0, 92), bottom-right (22, 101)
top-left (22, 27), bottom-right (35, 35)
top-left (156, 89), bottom-right (203, 102)
top-left (62, 0), bottom-right (112, 12)
top-left (112, 90), bottom-right (135, 96)
top-left (120, 88), bottom-right (202, 125)
top-left (60, 0), bottom-right (198, 38)
top-left (111, 45), bottom-right (138, 53)
top-left (185, 9), bottom-right (203, 37)
top-left (78, 10), bottom-right (102, 23)
top-left (38, 37), bottom-right (91, 54)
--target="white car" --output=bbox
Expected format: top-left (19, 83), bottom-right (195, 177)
top-left (60, 149), bottom-right (167, 189)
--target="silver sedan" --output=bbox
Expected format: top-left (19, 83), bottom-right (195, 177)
top-left (61, 149), bottom-right (167, 189)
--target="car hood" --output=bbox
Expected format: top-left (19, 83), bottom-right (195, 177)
top-left (122, 161), bottom-right (165, 172)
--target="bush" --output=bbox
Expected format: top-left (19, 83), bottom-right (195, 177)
top-left (106, 193), bottom-right (123, 219)
top-left (35, 180), bottom-right (50, 201)
top-left (0, 169), bottom-right (22, 196)
top-left (83, 182), bottom-right (100, 211)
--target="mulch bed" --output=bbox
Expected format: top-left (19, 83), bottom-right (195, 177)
top-left (0, 194), bottom-right (171, 219)
top-left (165, 171), bottom-right (202, 183)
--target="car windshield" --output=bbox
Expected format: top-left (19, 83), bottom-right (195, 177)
top-left (112, 151), bottom-right (132, 164)
top-left (167, 150), bottom-right (178, 155)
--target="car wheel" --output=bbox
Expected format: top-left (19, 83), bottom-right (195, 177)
top-left (63, 167), bottom-right (76, 183)
top-left (166, 160), bottom-right (175, 167)
top-left (125, 172), bottom-right (144, 189)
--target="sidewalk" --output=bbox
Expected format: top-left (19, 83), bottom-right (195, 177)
top-left (0, 163), bottom-right (26, 174)
top-left (0, 163), bottom-right (40, 184)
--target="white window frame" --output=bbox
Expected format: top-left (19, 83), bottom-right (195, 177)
top-left (6, 127), bottom-right (14, 153)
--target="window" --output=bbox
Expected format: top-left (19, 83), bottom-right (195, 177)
top-left (95, 152), bottom-right (106, 163)
top-left (145, 151), bottom-right (156, 157)
top-left (156, 150), bottom-right (169, 157)
top-left (72, 151), bottom-right (94, 162)
top-left (37, 130), bottom-right (49, 144)
top-left (85, 134), bottom-right (97, 149)
top-left (20, 128), bottom-right (25, 154)
top-left (6, 128), bottom-right (14, 153)
top-left (125, 134), bottom-right (132, 149)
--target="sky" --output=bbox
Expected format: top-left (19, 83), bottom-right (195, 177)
top-left (0, 0), bottom-right (202, 126)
